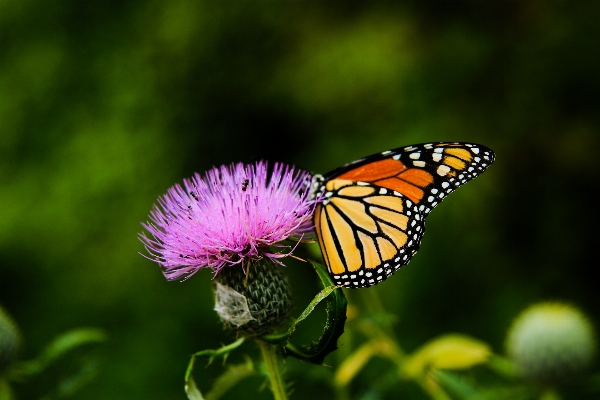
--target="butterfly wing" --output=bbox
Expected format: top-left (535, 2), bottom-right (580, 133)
top-left (314, 180), bottom-right (425, 288)
top-left (314, 142), bottom-right (495, 288)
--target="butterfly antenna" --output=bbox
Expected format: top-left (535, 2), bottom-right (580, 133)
top-left (289, 254), bottom-right (307, 263)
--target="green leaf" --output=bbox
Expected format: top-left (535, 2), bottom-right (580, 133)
top-left (185, 374), bottom-right (205, 400)
top-left (403, 334), bottom-right (491, 378)
top-left (185, 338), bottom-right (246, 399)
top-left (259, 261), bottom-right (348, 364)
top-left (486, 355), bottom-right (519, 379)
top-left (281, 260), bottom-right (347, 365)
top-left (190, 337), bottom-right (245, 364)
top-left (54, 360), bottom-right (100, 397)
top-left (433, 370), bottom-right (478, 399)
top-left (435, 370), bottom-right (534, 400)
top-left (11, 328), bottom-right (106, 377)
top-left (204, 361), bottom-right (256, 400)
top-left (262, 285), bottom-right (340, 346)
top-left (0, 377), bottom-right (14, 400)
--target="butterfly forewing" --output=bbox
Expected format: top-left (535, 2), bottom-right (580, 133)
top-left (326, 142), bottom-right (495, 216)
top-left (313, 142), bottom-right (495, 289)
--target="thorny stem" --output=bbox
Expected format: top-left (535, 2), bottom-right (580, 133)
top-left (257, 339), bottom-right (288, 400)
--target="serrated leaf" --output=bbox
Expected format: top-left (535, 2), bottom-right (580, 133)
top-left (190, 337), bottom-right (245, 365)
top-left (259, 284), bottom-right (340, 347)
top-left (282, 260), bottom-right (347, 364)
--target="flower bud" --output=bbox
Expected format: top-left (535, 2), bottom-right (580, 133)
top-left (214, 258), bottom-right (292, 336)
top-left (0, 306), bottom-right (20, 372)
top-left (506, 302), bottom-right (596, 384)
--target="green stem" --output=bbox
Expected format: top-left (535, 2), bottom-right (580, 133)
top-left (257, 339), bottom-right (288, 400)
top-left (0, 377), bottom-right (14, 400)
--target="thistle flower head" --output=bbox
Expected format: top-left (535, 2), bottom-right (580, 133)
top-left (140, 161), bottom-right (314, 280)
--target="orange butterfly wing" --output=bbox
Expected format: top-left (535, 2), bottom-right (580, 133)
top-left (313, 142), bottom-right (495, 288)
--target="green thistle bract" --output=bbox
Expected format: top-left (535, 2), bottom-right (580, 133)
top-left (214, 258), bottom-right (292, 336)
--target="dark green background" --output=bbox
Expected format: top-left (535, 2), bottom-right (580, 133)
top-left (1, 1), bottom-right (599, 399)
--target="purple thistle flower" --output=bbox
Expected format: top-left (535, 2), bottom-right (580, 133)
top-left (140, 161), bottom-right (315, 280)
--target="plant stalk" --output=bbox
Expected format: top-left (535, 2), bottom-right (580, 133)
top-left (257, 339), bottom-right (288, 400)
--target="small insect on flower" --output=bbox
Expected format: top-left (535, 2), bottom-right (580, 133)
top-left (140, 162), bottom-right (315, 280)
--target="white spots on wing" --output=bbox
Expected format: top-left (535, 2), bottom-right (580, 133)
top-left (437, 165), bottom-right (451, 176)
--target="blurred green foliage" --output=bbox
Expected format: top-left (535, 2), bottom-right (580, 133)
top-left (1, 1), bottom-right (599, 399)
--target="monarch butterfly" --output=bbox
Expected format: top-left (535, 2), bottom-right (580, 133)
top-left (311, 142), bottom-right (495, 288)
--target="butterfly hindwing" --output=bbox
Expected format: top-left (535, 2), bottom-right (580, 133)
top-left (314, 180), bottom-right (426, 288)
top-left (313, 142), bottom-right (495, 288)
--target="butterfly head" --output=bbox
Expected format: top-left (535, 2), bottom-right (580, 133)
top-left (308, 174), bottom-right (325, 201)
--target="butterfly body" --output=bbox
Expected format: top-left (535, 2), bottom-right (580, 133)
top-left (312, 142), bottom-right (495, 288)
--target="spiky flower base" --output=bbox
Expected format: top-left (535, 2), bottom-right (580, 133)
top-left (214, 258), bottom-right (292, 336)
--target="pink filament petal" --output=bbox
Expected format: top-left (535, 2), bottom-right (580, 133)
top-left (140, 161), bottom-right (315, 280)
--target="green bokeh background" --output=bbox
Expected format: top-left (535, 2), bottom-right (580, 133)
top-left (1, 1), bottom-right (599, 399)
